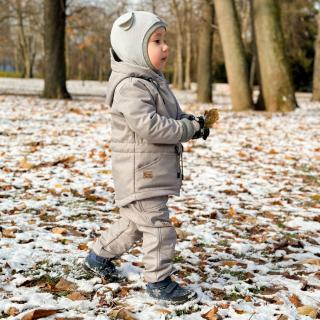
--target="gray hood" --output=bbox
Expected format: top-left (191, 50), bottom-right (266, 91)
top-left (110, 11), bottom-right (166, 69)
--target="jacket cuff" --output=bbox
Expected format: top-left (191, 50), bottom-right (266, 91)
top-left (180, 118), bottom-right (197, 142)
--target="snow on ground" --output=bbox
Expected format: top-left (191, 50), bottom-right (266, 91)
top-left (0, 79), bottom-right (320, 319)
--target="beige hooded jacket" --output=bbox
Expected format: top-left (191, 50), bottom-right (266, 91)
top-left (107, 52), bottom-right (195, 206)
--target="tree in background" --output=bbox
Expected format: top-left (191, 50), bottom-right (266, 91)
top-left (312, 9), bottom-right (320, 101)
top-left (171, 0), bottom-right (184, 89)
top-left (0, 0), bottom-right (43, 78)
top-left (253, 0), bottom-right (297, 112)
top-left (197, 0), bottom-right (214, 102)
top-left (280, 0), bottom-right (318, 92)
top-left (214, 0), bottom-right (252, 111)
top-left (43, 0), bottom-right (70, 99)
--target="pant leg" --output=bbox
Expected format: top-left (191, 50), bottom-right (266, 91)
top-left (121, 196), bottom-right (176, 283)
top-left (92, 214), bottom-right (142, 259)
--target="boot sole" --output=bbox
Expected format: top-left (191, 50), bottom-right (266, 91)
top-left (82, 262), bottom-right (125, 282)
top-left (148, 291), bottom-right (198, 305)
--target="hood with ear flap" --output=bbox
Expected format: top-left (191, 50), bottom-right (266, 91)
top-left (110, 11), bottom-right (166, 69)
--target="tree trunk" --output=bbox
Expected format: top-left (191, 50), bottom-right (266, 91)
top-left (197, 0), bottom-right (214, 102)
top-left (16, 0), bottom-right (32, 78)
top-left (249, 0), bottom-right (265, 110)
top-left (253, 0), bottom-right (297, 112)
top-left (184, 0), bottom-right (192, 90)
top-left (312, 12), bottom-right (320, 101)
top-left (43, 0), bottom-right (70, 99)
top-left (171, 0), bottom-right (184, 90)
top-left (214, 0), bottom-right (252, 110)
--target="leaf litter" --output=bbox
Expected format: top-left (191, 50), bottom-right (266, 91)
top-left (0, 88), bottom-right (320, 319)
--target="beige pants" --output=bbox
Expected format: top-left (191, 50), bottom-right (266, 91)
top-left (92, 196), bottom-right (176, 283)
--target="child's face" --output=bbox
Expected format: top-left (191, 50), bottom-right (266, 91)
top-left (147, 27), bottom-right (169, 71)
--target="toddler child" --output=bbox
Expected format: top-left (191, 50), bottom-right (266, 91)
top-left (84, 11), bottom-right (209, 304)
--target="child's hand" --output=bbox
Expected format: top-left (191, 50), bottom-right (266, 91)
top-left (188, 115), bottom-right (210, 140)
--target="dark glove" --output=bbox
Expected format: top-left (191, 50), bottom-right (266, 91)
top-left (188, 115), bottom-right (210, 140)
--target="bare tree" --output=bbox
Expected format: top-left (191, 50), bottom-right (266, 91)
top-left (43, 0), bottom-right (70, 99)
top-left (171, 0), bottom-right (184, 89)
top-left (214, 0), bottom-right (252, 110)
top-left (183, 0), bottom-right (192, 89)
top-left (312, 11), bottom-right (320, 101)
top-left (197, 0), bottom-right (214, 102)
top-left (253, 0), bottom-right (297, 112)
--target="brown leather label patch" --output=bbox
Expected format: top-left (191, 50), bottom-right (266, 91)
top-left (143, 170), bottom-right (153, 179)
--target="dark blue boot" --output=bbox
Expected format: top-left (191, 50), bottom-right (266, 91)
top-left (146, 276), bottom-right (197, 304)
top-left (83, 251), bottom-right (124, 281)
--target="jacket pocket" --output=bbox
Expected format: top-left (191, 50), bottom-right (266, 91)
top-left (135, 153), bottom-right (179, 192)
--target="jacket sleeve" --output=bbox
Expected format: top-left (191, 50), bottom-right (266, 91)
top-left (113, 78), bottom-right (195, 144)
top-left (176, 103), bottom-right (193, 120)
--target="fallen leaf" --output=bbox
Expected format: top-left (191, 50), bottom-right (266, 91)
top-left (220, 260), bottom-right (238, 267)
top-left (202, 307), bottom-right (219, 320)
top-left (156, 309), bottom-right (171, 315)
top-left (234, 308), bottom-right (246, 314)
top-left (109, 308), bottom-right (137, 320)
top-left (170, 216), bottom-right (182, 227)
top-left (19, 158), bottom-right (33, 170)
top-left (54, 317), bottom-right (84, 320)
top-left (67, 292), bottom-right (86, 301)
top-left (289, 294), bottom-right (302, 307)
top-left (6, 307), bottom-right (19, 316)
top-left (301, 259), bottom-right (320, 266)
top-left (277, 315), bottom-right (288, 320)
top-left (52, 227), bottom-right (68, 235)
top-left (78, 243), bottom-right (88, 250)
top-left (296, 305), bottom-right (318, 318)
top-left (2, 228), bottom-right (17, 238)
top-left (269, 149), bottom-right (279, 154)
top-left (119, 287), bottom-right (130, 297)
top-left (21, 309), bottom-right (61, 320)
top-left (227, 207), bottom-right (237, 217)
top-left (55, 278), bottom-right (77, 291)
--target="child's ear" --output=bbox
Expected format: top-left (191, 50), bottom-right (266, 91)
top-left (118, 12), bottom-right (135, 31)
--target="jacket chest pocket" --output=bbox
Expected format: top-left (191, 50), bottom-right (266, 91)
top-left (135, 153), bottom-right (180, 192)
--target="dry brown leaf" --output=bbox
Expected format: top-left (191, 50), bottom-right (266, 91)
top-left (119, 287), bottom-right (130, 297)
top-left (204, 108), bottom-right (219, 127)
top-left (2, 229), bottom-right (17, 238)
top-left (234, 308), bottom-right (246, 314)
top-left (289, 294), bottom-right (302, 307)
top-left (54, 317), bottom-right (84, 320)
top-left (55, 278), bottom-right (77, 291)
top-left (296, 305), bottom-right (318, 318)
top-left (6, 307), bottom-right (19, 316)
top-left (67, 292), bottom-right (86, 301)
top-left (19, 158), bottom-right (33, 170)
top-left (176, 229), bottom-right (191, 240)
top-left (78, 243), bottom-right (88, 251)
top-left (156, 309), bottom-right (171, 315)
top-left (301, 259), bottom-right (320, 266)
top-left (109, 308), bottom-right (138, 320)
top-left (52, 227), bottom-right (68, 235)
top-left (170, 216), bottom-right (182, 228)
top-left (269, 149), bottom-right (279, 155)
top-left (218, 303), bottom-right (230, 309)
top-left (21, 309), bottom-right (61, 320)
top-left (202, 307), bottom-right (219, 320)
top-left (277, 315), bottom-right (288, 320)
top-left (220, 260), bottom-right (238, 267)
top-left (227, 207), bottom-right (237, 217)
